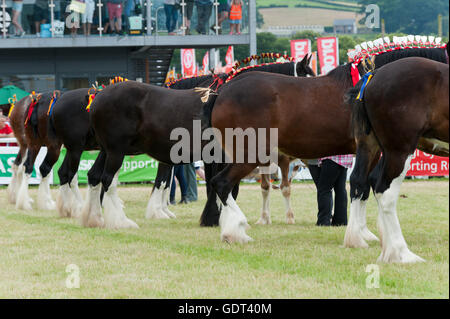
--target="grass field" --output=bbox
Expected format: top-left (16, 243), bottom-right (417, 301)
top-left (0, 181), bottom-right (448, 298)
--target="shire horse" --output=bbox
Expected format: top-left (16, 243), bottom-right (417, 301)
top-left (146, 54), bottom-right (314, 226)
top-left (347, 57), bottom-right (448, 263)
top-left (81, 55), bottom-right (314, 229)
top-left (7, 91), bottom-right (63, 211)
top-left (198, 38), bottom-right (448, 248)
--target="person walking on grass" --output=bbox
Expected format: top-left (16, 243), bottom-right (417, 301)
top-left (229, 0), bottom-right (242, 35)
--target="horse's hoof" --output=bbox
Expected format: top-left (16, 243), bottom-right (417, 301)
top-left (377, 247), bottom-right (425, 264)
top-left (256, 212), bottom-right (271, 225)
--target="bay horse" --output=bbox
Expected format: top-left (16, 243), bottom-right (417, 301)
top-left (347, 57), bottom-right (448, 263)
top-left (139, 55), bottom-right (314, 227)
top-left (80, 56), bottom-right (315, 229)
top-left (199, 43), bottom-right (448, 246)
top-left (8, 91), bottom-right (63, 211)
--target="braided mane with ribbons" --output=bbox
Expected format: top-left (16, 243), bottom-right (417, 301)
top-left (348, 35), bottom-right (447, 86)
top-left (86, 76), bottom-right (128, 112)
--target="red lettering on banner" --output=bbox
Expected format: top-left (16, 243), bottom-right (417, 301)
top-left (290, 39), bottom-right (311, 62)
top-left (317, 37), bottom-right (339, 75)
top-left (407, 149), bottom-right (449, 176)
top-left (181, 49), bottom-right (196, 78)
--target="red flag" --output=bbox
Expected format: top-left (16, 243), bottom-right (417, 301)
top-left (290, 39), bottom-right (311, 62)
top-left (224, 46), bottom-right (234, 73)
top-left (181, 48), bottom-right (196, 78)
top-left (317, 37), bottom-right (339, 75)
top-left (202, 51), bottom-right (209, 74)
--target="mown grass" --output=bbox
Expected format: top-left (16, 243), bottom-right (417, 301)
top-left (0, 181), bottom-right (448, 298)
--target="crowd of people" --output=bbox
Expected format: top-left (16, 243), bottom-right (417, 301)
top-left (6, 0), bottom-right (243, 37)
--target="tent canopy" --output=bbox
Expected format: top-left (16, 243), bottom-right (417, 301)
top-left (0, 85), bottom-right (30, 105)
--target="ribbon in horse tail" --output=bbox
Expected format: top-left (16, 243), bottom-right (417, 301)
top-left (7, 94), bottom-right (17, 117)
top-left (47, 90), bottom-right (61, 116)
top-left (356, 72), bottom-right (374, 101)
top-left (24, 91), bottom-right (42, 127)
top-left (85, 86), bottom-right (98, 113)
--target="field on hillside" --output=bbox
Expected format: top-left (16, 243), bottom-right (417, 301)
top-left (0, 181), bottom-right (448, 298)
top-left (259, 7), bottom-right (364, 27)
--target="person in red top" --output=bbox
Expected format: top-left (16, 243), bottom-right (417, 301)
top-left (0, 114), bottom-right (14, 146)
top-left (229, 0), bottom-right (243, 35)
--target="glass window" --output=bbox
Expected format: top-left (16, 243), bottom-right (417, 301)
top-left (61, 77), bottom-right (90, 91)
top-left (0, 74), bottom-right (55, 93)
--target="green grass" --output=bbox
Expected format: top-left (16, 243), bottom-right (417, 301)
top-left (0, 181), bottom-right (448, 298)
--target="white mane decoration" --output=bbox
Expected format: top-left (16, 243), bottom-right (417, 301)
top-left (348, 35), bottom-right (446, 63)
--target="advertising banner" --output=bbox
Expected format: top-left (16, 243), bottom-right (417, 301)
top-left (290, 39), bottom-right (311, 62)
top-left (317, 37), bottom-right (339, 75)
top-left (181, 48), bottom-right (196, 78)
top-left (407, 150), bottom-right (449, 176)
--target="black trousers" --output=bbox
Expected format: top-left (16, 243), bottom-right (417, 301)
top-left (308, 159), bottom-right (348, 226)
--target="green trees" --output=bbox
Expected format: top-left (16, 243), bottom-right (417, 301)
top-left (357, 0), bottom-right (449, 35)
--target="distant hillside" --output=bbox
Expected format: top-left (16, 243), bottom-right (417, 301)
top-left (257, 0), bottom-right (361, 12)
top-left (259, 7), bottom-right (364, 28)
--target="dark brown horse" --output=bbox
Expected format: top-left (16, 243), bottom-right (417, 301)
top-left (200, 45), bottom-right (448, 245)
top-left (347, 57), bottom-right (448, 263)
top-left (47, 88), bottom-right (98, 218)
top-left (8, 91), bottom-right (63, 211)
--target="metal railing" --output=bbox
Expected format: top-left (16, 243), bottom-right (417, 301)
top-left (1, 0), bottom-right (249, 39)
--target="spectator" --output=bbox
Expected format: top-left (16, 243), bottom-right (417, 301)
top-left (81, 0), bottom-right (95, 36)
top-left (183, 0), bottom-right (194, 35)
top-left (184, 162), bottom-right (197, 202)
top-left (34, 0), bottom-right (49, 37)
top-left (11, 0), bottom-right (26, 37)
top-left (106, 0), bottom-right (125, 35)
top-left (308, 155), bottom-right (353, 226)
top-left (170, 164), bottom-right (188, 205)
top-left (210, 0), bottom-right (228, 34)
top-left (164, 0), bottom-right (179, 35)
top-left (123, 0), bottom-right (135, 33)
top-left (0, 114), bottom-right (14, 146)
top-left (195, 0), bottom-right (212, 35)
top-left (229, 0), bottom-right (242, 35)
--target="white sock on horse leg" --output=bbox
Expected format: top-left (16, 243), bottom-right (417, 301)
top-left (16, 173), bottom-right (33, 210)
top-left (56, 183), bottom-right (74, 218)
top-left (162, 183), bottom-right (176, 218)
top-left (80, 184), bottom-right (104, 228)
top-left (69, 175), bottom-right (83, 218)
top-left (375, 156), bottom-right (424, 263)
top-left (344, 199), bottom-right (379, 248)
top-left (7, 163), bottom-right (19, 204)
top-left (281, 185), bottom-right (295, 224)
top-left (37, 175), bottom-right (56, 210)
top-left (145, 181), bottom-right (170, 219)
top-left (219, 194), bottom-right (252, 244)
top-left (256, 187), bottom-right (271, 225)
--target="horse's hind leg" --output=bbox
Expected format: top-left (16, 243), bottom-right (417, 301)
top-left (374, 153), bottom-right (424, 263)
top-left (279, 156), bottom-right (295, 224)
top-left (37, 145), bottom-right (60, 211)
top-left (16, 146), bottom-right (40, 210)
top-left (212, 163), bottom-right (257, 244)
top-left (145, 163), bottom-right (174, 219)
top-left (256, 173), bottom-right (271, 225)
top-left (102, 152), bottom-right (138, 229)
top-left (345, 134), bottom-right (380, 248)
top-left (80, 150), bottom-right (106, 228)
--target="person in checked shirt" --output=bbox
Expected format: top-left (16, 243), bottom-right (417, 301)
top-left (309, 154), bottom-right (353, 226)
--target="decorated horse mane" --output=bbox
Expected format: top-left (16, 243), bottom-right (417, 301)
top-left (327, 35), bottom-right (448, 88)
top-left (86, 76), bottom-right (128, 112)
top-left (347, 35), bottom-right (446, 65)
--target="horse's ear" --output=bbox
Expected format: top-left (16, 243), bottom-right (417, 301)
top-left (307, 54), bottom-right (312, 66)
top-left (299, 54), bottom-right (308, 66)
